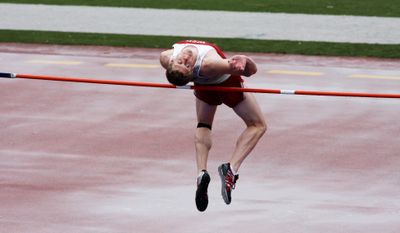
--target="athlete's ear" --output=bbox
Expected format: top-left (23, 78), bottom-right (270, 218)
top-left (160, 50), bottom-right (172, 69)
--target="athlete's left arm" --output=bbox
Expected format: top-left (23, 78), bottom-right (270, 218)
top-left (228, 55), bottom-right (257, 77)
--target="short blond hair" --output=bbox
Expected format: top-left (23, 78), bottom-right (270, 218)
top-left (166, 63), bottom-right (192, 86)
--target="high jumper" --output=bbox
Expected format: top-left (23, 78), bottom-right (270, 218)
top-left (159, 40), bottom-right (267, 212)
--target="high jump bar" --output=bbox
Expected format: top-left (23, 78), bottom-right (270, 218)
top-left (1, 72), bottom-right (399, 99)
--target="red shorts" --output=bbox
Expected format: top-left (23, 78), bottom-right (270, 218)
top-left (194, 75), bottom-right (244, 108)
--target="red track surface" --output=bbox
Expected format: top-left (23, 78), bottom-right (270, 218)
top-left (1, 43), bottom-right (399, 233)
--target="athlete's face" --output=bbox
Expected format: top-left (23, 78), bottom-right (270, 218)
top-left (170, 47), bottom-right (196, 75)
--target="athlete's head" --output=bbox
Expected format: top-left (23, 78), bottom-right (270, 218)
top-left (166, 66), bottom-right (192, 86)
top-left (165, 47), bottom-right (196, 86)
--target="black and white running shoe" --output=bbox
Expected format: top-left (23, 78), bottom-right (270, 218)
top-left (195, 170), bottom-right (210, 212)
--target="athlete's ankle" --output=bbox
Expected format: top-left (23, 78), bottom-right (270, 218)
top-left (230, 164), bottom-right (238, 176)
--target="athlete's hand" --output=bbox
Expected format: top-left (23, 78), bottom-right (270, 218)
top-left (229, 55), bottom-right (257, 77)
top-left (229, 55), bottom-right (247, 73)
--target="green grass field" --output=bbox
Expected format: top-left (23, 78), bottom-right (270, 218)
top-left (1, 30), bottom-right (399, 58)
top-left (0, 1), bottom-right (399, 58)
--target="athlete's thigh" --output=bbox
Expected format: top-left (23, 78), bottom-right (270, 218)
top-left (196, 97), bottom-right (218, 125)
top-left (233, 92), bottom-right (265, 126)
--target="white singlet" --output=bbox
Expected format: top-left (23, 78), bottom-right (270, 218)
top-left (172, 43), bottom-right (230, 85)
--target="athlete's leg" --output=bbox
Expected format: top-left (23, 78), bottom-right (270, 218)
top-left (195, 98), bottom-right (217, 173)
top-left (231, 92), bottom-right (266, 173)
top-left (195, 98), bottom-right (217, 211)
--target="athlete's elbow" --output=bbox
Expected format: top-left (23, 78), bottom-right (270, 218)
top-left (244, 64), bottom-right (257, 77)
top-left (251, 65), bottom-right (258, 75)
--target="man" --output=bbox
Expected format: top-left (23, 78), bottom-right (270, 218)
top-left (159, 40), bottom-right (266, 212)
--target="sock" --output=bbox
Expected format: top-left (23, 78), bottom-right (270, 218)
top-left (198, 169), bottom-right (207, 177)
top-left (230, 164), bottom-right (238, 176)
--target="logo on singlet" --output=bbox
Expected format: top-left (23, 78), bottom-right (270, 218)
top-left (184, 40), bottom-right (206, 44)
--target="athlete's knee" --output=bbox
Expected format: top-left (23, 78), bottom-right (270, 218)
top-left (248, 120), bottom-right (267, 137)
top-left (256, 121), bottom-right (267, 137)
